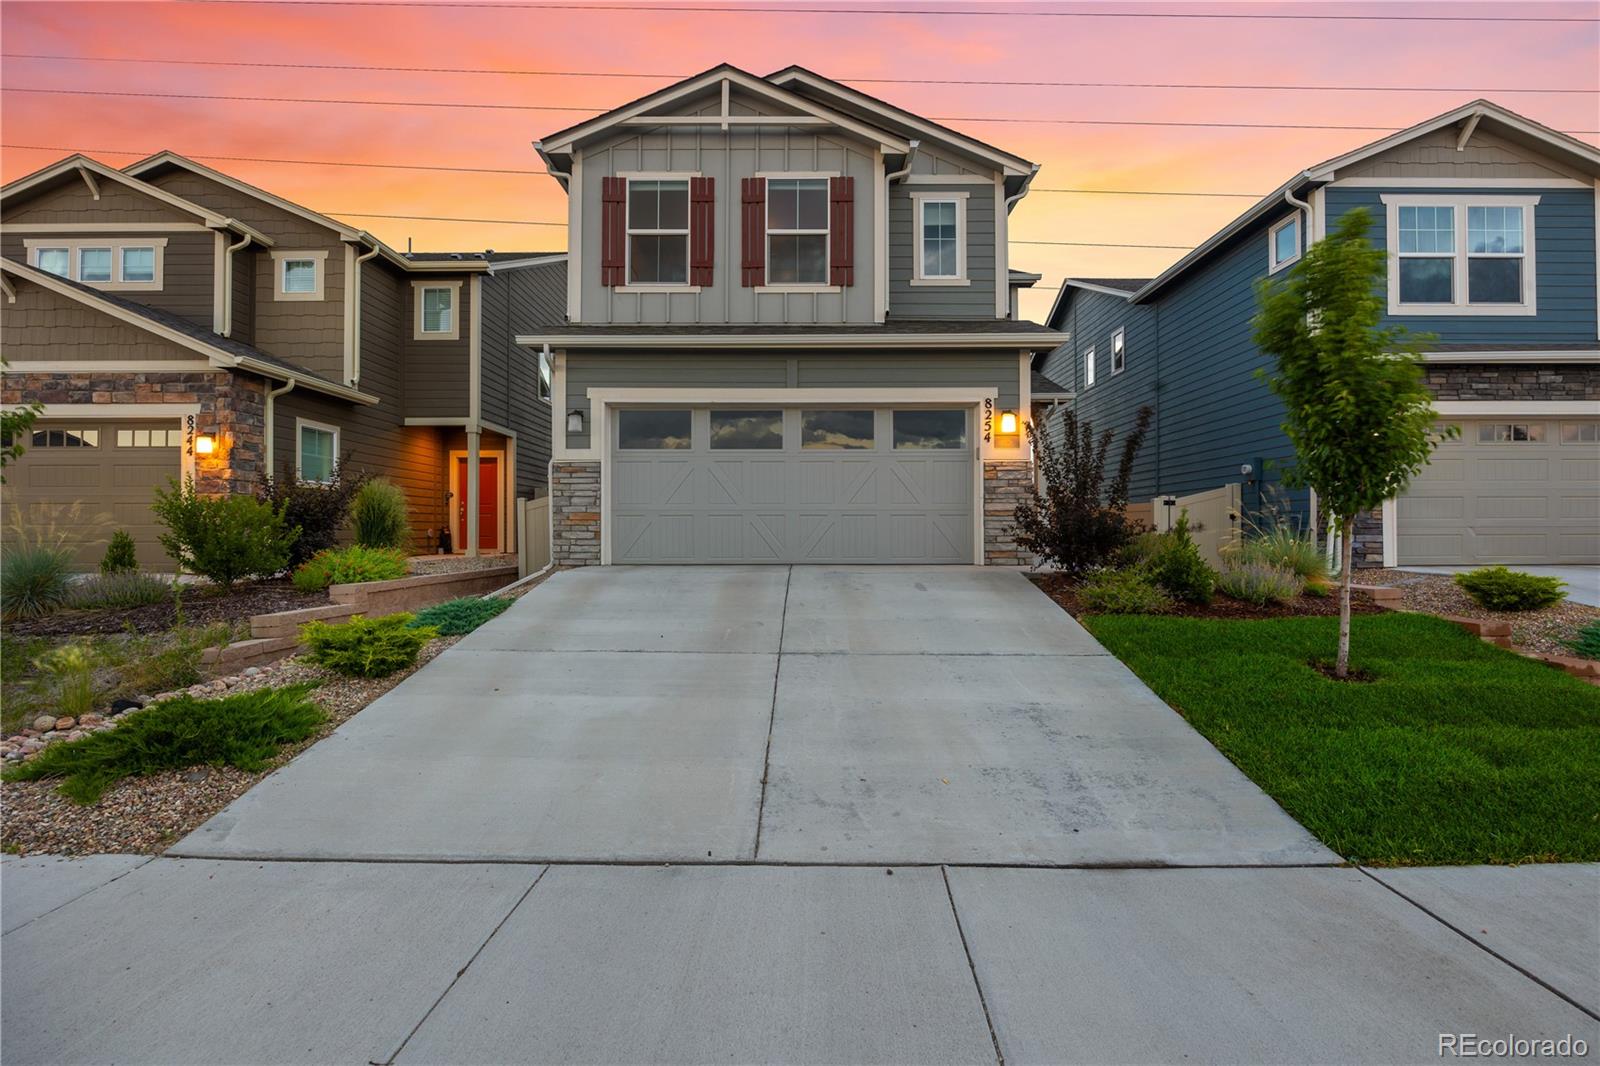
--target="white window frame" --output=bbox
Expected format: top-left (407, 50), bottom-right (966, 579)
top-left (910, 191), bottom-right (970, 286)
top-left (272, 249), bottom-right (329, 302)
top-left (24, 238), bottom-right (166, 291)
top-left (757, 171), bottom-right (837, 293)
top-left (1268, 214), bottom-right (1301, 273)
top-left (536, 348), bottom-right (553, 403)
top-left (619, 172), bottom-right (697, 293)
top-left (412, 280), bottom-right (462, 340)
top-left (118, 245), bottom-right (158, 285)
top-left (1111, 327), bottom-right (1126, 375)
top-left (1083, 345), bottom-right (1096, 389)
top-left (1380, 194), bottom-right (1538, 316)
top-left (295, 417), bottom-right (340, 484)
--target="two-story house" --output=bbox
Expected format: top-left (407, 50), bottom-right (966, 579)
top-left (1, 152), bottom-right (562, 569)
top-left (1041, 100), bottom-right (1600, 568)
top-left (521, 64), bottom-right (1061, 566)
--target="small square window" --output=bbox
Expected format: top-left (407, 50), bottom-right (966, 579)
top-left (121, 246), bottom-right (156, 283)
top-left (1269, 215), bottom-right (1300, 271)
top-left (79, 247), bottom-right (112, 282)
top-left (35, 248), bottom-right (69, 277)
top-left (282, 259), bottom-right (317, 294)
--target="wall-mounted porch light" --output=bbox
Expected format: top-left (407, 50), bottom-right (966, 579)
top-left (193, 433), bottom-right (217, 456)
top-left (567, 410), bottom-right (585, 435)
top-left (998, 410), bottom-right (1019, 435)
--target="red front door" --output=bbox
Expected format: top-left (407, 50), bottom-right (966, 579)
top-left (454, 456), bottom-right (499, 551)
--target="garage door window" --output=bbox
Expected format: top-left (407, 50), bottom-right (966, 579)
top-left (893, 409), bottom-right (967, 450)
top-left (31, 428), bottom-right (100, 448)
top-left (617, 409), bottom-right (691, 450)
top-left (710, 410), bottom-right (783, 450)
top-left (116, 428), bottom-right (182, 447)
top-left (1561, 422), bottom-right (1598, 444)
top-left (801, 410), bottom-right (874, 450)
top-left (1477, 422), bottom-right (1544, 443)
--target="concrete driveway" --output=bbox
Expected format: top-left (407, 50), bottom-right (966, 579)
top-left (172, 565), bottom-right (1332, 866)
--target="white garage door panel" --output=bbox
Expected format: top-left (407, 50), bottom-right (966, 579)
top-left (609, 407), bottom-right (975, 564)
top-left (1398, 418), bottom-right (1600, 565)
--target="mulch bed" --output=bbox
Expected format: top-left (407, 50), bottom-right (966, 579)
top-left (6, 580), bottom-right (327, 639)
top-left (0, 635), bottom-right (460, 856)
top-left (1030, 572), bottom-right (1383, 621)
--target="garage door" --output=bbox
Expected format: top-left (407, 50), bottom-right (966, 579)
top-left (1397, 417), bottom-right (1599, 565)
top-left (4, 419), bottom-right (183, 571)
top-left (609, 406), bottom-right (975, 563)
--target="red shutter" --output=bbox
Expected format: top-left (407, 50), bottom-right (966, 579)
top-left (600, 176), bottom-right (626, 286)
top-left (689, 176), bottom-right (715, 287)
top-left (829, 176), bottom-right (855, 286)
top-left (740, 176), bottom-right (766, 287)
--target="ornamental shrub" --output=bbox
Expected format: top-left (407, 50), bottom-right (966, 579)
top-left (2, 683), bottom-right (324, 804)
top-left (99, 530), bottom-right (139, 575)
top-left (300, 613), bottom-right (438, 678)
top-left (1564, 620), bottom-right (1600, 661)
top-left (63, 571), bottom-right (171, 611)
top-left (1235, 525), bottom-right (1329, 584)
top-left (31, 642), bottom-right (99, 720)
top-left (291, 545), bottom-right (410, 592)
top-left (1454, 567), bottom-right (1567, 612)
top-left (258, 469), bottom-right (366, 569)
top-left (1, 543), bottom-right (73, 620)
top-left (1149, 512), bottom-right (1216, 605)
top-left (152, 478), bottom-right (298, 588)
top-left (408, 596), bottom-right (511, 636)
top-left (1077, 568), bottom-right (1171, 615)
top-left (351, 478), bottom-right (411, 551)
top-left (1217, 562), bottom-right (1303, 606)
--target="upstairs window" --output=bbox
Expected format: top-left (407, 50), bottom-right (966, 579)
top-left (1268, 214), bottom-right (1300, 272)
top-left (1083, 346), bottom-right (1096, 389)
top-left (911, 192), bottom-right (967, 284)
top-left (120, 246), bottom-right (156, 284)
top-left (1111, 328), bottom-right (1126, 375)
top-left (35, 247), bottom-right (69, 277)
top-left (274, 250), bottom-right (327, 301)
top-left (1384, 195), bottom-right (1536, 314)
top-left (627, 179), bottom-right (689, 285)
top-left (283, 259), bottom-right (317, 293)
top-left (413, 281), bottom-right (461, 340)
top-left (26, 239), bottom-right (164, 289)
top-left (537, 349), bottom-right (552, 402)
top-left (78, 247), bottom-right (112, 283)
top-left (766, 178), bottom-right (830, 286)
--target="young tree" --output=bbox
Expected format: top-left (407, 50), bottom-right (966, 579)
top-left (1254, 207), bottom-right (1450, 677)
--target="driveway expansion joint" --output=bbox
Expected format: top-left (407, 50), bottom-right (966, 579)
top-left (751, 565), bottom-right (792, 860)
top-left (941, 865), bottom-right (1006, 1066)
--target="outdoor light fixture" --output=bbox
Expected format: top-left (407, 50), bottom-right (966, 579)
top-left (567, 410), bottom-right (585, 434)
top-left (999, 410), bottom-right (1019, 435)
top-left (193, 433), bottom-right (217, 456)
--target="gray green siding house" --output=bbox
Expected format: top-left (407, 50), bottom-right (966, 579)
top-left (525, 64), bottom-right (1060, 566)
top-left (1041, 100), bottom-right (1600, 568)
top-left (1, 153), bottom-right (561, 569)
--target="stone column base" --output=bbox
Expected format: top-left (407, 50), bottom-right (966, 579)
top-left (551, 461), bottom-right (601, 566)
top-left (983, 460), bottom-right (1035, 567)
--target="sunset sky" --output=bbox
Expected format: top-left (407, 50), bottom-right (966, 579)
top-left (2, 0), bottom-right (1596, 322)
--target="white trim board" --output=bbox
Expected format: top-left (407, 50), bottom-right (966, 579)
top-left (516, 332), bottom-right (1060, 350)
top-left (1330, 177), bottom-right (1590, 188)
top-left (585, 386), bottom-right (999, 405)
top-left (1423, 350), bottom-right (1600, 363)
top-left (1433, 400), bottom-right (1600, 416)
top-left (1380, 193), bottom-right (1540, 317)
top-left (33, 403), bottom-right (200, 419)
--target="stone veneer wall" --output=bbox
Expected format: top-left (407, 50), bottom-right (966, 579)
top-left (1, 369), bottom-right (267, 495)
top-left (1423, 363), bottom-right (1599, 401)
top-left (550, 461), bottom-right (601, 566)
top-left (983, 460), bottom-right (1036, 567)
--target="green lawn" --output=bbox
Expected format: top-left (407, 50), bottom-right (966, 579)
top-left (1082, 611), bottom-right (1600, 866)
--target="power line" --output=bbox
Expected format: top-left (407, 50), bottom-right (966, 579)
top-left (8, 87), bottom-right (1596, 135)
top-left (0, 143), bottom-right (1269, 197)
top-left (5, 53), bottom-right (1593, 96)
top-left (174, 1), bottom-right (1600, 23)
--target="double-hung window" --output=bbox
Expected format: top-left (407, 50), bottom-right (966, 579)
top-left (766, 177), bottom-right (830, 286)
top-left (412, 280), bottom-right (461, 340)
top-left (627, 179), bottom-right (690, 285)
top-left (1384, 195), bottom-right (1536, 314)
top-left (911, 192), bottom-right (967, 284)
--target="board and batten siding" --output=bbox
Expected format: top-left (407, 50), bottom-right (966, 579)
top-left (1324, 185), bottom-right (1599, 344)
top-left (576, 92), bottom-right (879, 326)
top-left (888, 181), bottom-right (998, 318)
top-left (1042, 290), bottom-right (1161, 501)
top-left (561, 350), bottom-right (1020, 451)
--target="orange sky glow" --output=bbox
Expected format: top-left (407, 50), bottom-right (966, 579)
top-left (2, 0), bottom-right (1596, 322)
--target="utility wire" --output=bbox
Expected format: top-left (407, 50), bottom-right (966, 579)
top-left (173, 1), bottom-right (1600, 23)
top-left (7, 87), bottom-right (1597, 135)
top-left (4, 53), bottom-right (1593, 95)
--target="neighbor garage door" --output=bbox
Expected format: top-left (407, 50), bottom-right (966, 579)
top-left (609, 406), bottom-right (975, 563)
top-left (5, 419), bottom-right (183, 571)
top-left (1397, 417), bottom-right (1599, 565)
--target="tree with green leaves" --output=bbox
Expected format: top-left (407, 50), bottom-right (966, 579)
top-left (0, 359), bottom-right (44, 484)
top-left (1254, 207), bottom-right (1451, 677)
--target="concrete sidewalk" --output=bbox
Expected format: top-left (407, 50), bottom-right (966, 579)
top-left (3, 858), bottom-right (1594, 1064)
top-left (170, 566), bottom-right (1332, 867)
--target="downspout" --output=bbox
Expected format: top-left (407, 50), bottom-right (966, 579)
top-left (882, 141), bottom-right (922, 319)
top-left (220, 229), bottom-right (251, 337)
top-left (885, 139), bottom-right (921, 184)
top-left (263, 379), bottom-right (296, 482)
top-left (350, 235), bottom-right (382, 384)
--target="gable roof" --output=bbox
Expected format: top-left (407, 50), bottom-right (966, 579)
top-left (0, 154), bottom-right (273, 248)
top-left (1, 257), bottom-right (376, 404)
top-left (120, 152), bottom-right (489, 275)
top-left (766, 65), bottom-right (1036, 179)
top-left (1129, 99), bottom-right (1600, 305)
top-left (537, 64), bottom-right (911, 162)
top-left (1043, 277), bottom-right (1151, 329)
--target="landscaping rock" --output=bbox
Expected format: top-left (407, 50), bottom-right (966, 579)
top-left (31, 716), bottom-right (55, 733)
top-left (243, 667), bottom-right (262, 677)
top-left (80, 714), bottom-right (104, 726)
top-left (54, 717), bottom-right (77, 731)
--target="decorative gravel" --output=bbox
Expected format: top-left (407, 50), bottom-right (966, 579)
top-left (0, 636), bottom-right (459, 857)
top-left (1357, 568), bottom-right (1598, 656)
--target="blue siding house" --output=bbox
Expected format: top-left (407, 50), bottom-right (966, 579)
top-left (1040, 100), bottom-right (1600, 568)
